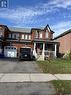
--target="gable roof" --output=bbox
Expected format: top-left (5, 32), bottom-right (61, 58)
top-left (54, 29), bottom-right (71, 40)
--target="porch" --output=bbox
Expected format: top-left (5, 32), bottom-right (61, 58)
top-left (33, 41), bottom-right (57, 60)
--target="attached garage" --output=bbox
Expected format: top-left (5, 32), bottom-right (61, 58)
top-left (4, 46), bottom-right (17, 58)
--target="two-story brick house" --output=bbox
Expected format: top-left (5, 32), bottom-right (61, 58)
top-left (0, 24), bottom-right (58, 60)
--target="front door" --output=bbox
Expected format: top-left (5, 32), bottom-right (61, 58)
top-left (36, 43), bottom-right (43, 55)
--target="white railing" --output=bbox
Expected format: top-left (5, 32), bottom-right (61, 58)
top-left (44, 50), bottom-right (55, 58)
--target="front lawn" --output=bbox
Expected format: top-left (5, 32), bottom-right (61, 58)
top-left (52, 80), bottom-right (71, 94)
top-left (37, 58), bottom-right (71, 74)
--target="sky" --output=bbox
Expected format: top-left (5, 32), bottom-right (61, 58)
top-left (0, 0), bottom-right (71, 37)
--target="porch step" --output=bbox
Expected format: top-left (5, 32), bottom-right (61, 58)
top-left (37, 55), bottom-right (44, 60)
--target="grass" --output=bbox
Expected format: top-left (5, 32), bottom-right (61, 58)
top-left (37, 58), bottom-right (71, 94)
top-left (37, 58), bottom-right (71, 74)
top-left (52, 80), bottom-right (71, 94)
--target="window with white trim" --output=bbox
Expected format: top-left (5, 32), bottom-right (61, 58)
top-left (12, 33), bottom-right (19, 39)
top-left (21, 34), bottom-right (24, 39)
top-left (0, 32), bottom-right (3, 37)
top-left (39, 32), bottom-right (42, 38)
top-left (9, 34), bottom-right (11, 38)
top-left (29, 35), bottom-right (31, 40)
top-left (35, 30), bottom-right (39, 38)
top-left (12, 34), bottom-right (16, 39)
top-left (46, 31), bottom-right (48, 38)
top-left (25, 35), bottom-right (28, 39)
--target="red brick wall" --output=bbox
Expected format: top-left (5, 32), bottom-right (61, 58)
top-left (55, 33), bottom-right (71, 54)
top-left (31, 29), bottom-right (53, 40)
top-left (12, 43), bottom-right (33, 50)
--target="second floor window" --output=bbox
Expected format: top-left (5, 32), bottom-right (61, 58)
top-left (46, 31), bottom-right (48, 38)
top-left (28, 35), bottom-right (31, 40)
top-left (25, 35), bottom-right (28, 39)
top-left (21, 34), bottom-right (24, 39)
top-left (9, 34), bottom-right (11, 38)
top-left (39, 32), bottom-right (42, 38)
top-left (9, 33), bottom-right (19, 39)
top-left (0, 27), bottom-right (4, 38)
top-left (21, 34), bottom-right (31, 40)
top-left (35, 30), bottom-right (39, 38)
top-left (12, 34), bottom-right (16, 39)
top-left (0, 32), bottom-right (3, 37)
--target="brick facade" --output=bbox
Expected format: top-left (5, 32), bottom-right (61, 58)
top-left (0, 24), bottom-right (57, 59)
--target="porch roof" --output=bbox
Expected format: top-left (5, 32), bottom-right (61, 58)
top-left (33, 39), bottom-right (58, 44)
top-left (7, 39), bottom-right (32, 43)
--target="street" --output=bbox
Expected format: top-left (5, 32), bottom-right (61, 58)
top-left (0, 82), bottom-right (55, 95)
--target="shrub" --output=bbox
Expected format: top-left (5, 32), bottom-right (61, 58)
top-left (63, 50), bottom-right (71, 60)
top-left (69, 50), bottom-right (71, 60)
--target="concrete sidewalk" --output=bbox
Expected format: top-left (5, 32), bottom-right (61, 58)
top-left (0, 73), bottom-right (71, 82)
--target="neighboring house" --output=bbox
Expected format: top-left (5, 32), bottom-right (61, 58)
top-left (54, 29), bottom-right (71, 57)
top-left (0, 25), bottom-right (9, 55)
top-left (0, 24), bottom-right (58, 60)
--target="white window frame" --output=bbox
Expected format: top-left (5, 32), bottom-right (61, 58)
top-left (12, 33), bottom-right (17, 39)
top-left (12, 34), bottom-right (15, 39)
top-left (29, 35), bottom-right (31, 40)
top-left (9, 34), bottom-right (11, 38)
top-left (21, 34), bottom-right (24, 39)
top-left (35, 30), bottom-right (38, 38)
top-left (25, 35), bottom-right (28, 39)
top-left (39, 32), bottom-right (42, 38)
top-left (46, 31), bottom-right (48, 38)
top-left (0, 32), bottom-right (3, 37)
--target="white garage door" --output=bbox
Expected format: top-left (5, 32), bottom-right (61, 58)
top-left (4, 46), bottom-right (17, 58)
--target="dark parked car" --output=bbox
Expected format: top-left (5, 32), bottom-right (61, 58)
top-left (19, 47), bottom-right (34, 60)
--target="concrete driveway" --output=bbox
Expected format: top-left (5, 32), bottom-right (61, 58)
top-left (0, 58), bottom-right (56, 95)
top-left (0, 58), bottom-right (42, 73)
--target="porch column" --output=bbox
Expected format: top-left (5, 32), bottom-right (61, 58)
top-left (54, 44), bottom-right (57, 57)
top-left (42, 43), bottom-right (45, 60)
top-left (33, 42), bottom-right (37, 58)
